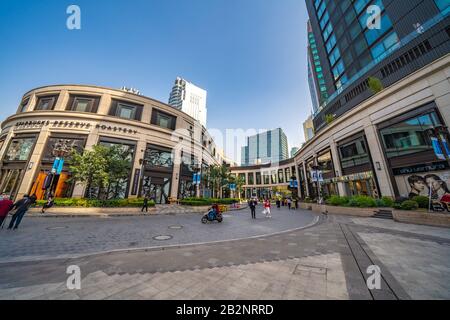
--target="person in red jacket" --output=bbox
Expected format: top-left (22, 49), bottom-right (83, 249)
top-left (263, 198), bottom-right (272, 218)
top-left (0, 193), bottom-right (13, 228)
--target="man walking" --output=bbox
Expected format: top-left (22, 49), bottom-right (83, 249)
top-left (141, 195), bottom-right (150, 213)
top-left (8, 194), bottom-right (36, 230)
top-left (0, 193), bottom-right (13, 229)
top-left (249, 198), bottom-right (256, 219)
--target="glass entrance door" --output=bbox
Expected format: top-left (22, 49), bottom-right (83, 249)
top-left (142, 176), bottom-right (170, 204)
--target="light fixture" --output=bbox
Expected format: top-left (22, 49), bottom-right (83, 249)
top-left (28, 162), bottom-right (34, 170)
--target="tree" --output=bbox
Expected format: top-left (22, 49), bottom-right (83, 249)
top-left (69, 145), bottom-right (132, 200)
top-left (69, 145), bottom-right (109, 199)
top-left (368, 76), bottom-right (384, 94)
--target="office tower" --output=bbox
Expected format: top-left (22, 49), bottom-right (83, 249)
top-left (168, 77), bottom-right (208, 127)
top-left (240, 128), bottom-right (289, 166)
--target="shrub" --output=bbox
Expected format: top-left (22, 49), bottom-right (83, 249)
top-left (400, 200), bottom-right (419, 211)
top-left (368, 76), bottom-right (384, 94)
top-left (304, 197), bottom-right (313, 203)
top-left (412, 196), bottom-right (429, 209)
top-left (347, 196), bottom-right (377, 208)
top-left (326, 195), bottom-right (350, 206)
top-left (381, 196), bottom-right (394, 207)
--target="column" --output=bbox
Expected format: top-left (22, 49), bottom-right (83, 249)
top-left (16, 128), bottom-right (51, 199)
top-left (329, 138), bottom-right (346, 196)
top-left (295, 162), bottom-right (301, 198)
top-left (364, 123), bottom-right (395, 198)
top-left (128, 140), bottom-right (147, 199)
top-left (170, 150), bottom-right (181, 200)
top-left (97, 94), bottom-right (112, 115)
top-left (302, 161), bottom-right (310, 197)
top-left (54, 90), bottom-right (69, 111)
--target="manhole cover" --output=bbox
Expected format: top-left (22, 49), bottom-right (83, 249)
top-left (153, 235), bottom-right (173, 241)
top-left (46, 226), bottom-right (69, 230)
top-left (168, 225), bottom-right (183, 230)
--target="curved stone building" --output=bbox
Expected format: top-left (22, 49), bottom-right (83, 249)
top-left (0, 85), bottom-right (226, 203)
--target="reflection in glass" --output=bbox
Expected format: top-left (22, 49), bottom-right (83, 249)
top-left (5, 138), bottom-right (35, 161)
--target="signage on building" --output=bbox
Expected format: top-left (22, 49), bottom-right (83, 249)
top-left (431, 137), bottom-right (446, 160)
top-left (15, 120), bottom-right (92, 130)
top-left (229, 183), bottom-right (236, 191)
top-left (95, 124), bottom-right (138, 135)
top-left (392, 161), bottom-right (450, 176)
top-left (132, 169), bottom-right (141, 196)
top-left (51, 157), bottom-right (64, 175)
top-left (121, 87), bottom-right (141, 95)
top-left (289, 180), bottom-right (298, 188)
top-left (193, 173), bottom-right (201, 185)
top-left (310, 170), bottom-right (324, 183)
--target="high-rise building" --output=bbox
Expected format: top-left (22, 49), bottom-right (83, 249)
top-left (240, 128), bottom-right (289, 166)
top-left (290, 147), bottom-right (299, 158)
top-left (168, 77), bottom-right (208, 127)
top-left (302, 115), bottom-right (315, 142)
top-left (306, 0), bottom-right (450, 131)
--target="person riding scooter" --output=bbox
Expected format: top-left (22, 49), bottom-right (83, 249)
top-left (202, 203), bottom-right (223, 223)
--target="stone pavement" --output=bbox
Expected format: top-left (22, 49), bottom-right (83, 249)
top-left (0, 205), bottom-right (317, 263)
top-left (0, 209), bottom-right (449, 300)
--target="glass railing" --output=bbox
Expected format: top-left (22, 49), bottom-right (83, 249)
top-left (313, 10), bottom-right (450, 118)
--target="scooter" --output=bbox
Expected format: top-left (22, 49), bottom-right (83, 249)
top-left (201, 208), bottom-right (223, 224)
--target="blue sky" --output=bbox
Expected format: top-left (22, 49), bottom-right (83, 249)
top-left (0, 0), bottom-right (312, 163)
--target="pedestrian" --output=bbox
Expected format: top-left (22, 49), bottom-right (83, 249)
top-left (142, 195), bottom-right (149, 213)
top-left (41, 195), bottom-right (55, 213)
top-left (287, 198), bottom-right (292, 210)
top-left (263, 198), bottom-right (272, 218)
top-left (294, 198), bottom-right (298, 210)
top-left (249, 198), bottom-right (256, 219)
top-left (7, 194), bottom-right (37, 230)
top-left (276, 198), bottom-right (281, 209)
top-left (0, 193), bottom-right (13, 229)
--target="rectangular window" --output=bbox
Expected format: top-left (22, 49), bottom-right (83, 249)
top-left (151, 109), bottom-right (177, 130)
top-left (248, 172), bottom-right (254, 185)
top-left (144, 145), bottom-right (173, 168)
top-left (435, 0), bottom-right (450, 14)
top-left (67, 95), bottom-right (100, 113)
top-left (109, 100), bottom-right (143, 121)
top-left (19, 98), bottom-right (30, 113)
top-left (35, 95), bottom-right (58, 111)
top-left (4, 137), bottom-right (36, 161)
top-left (256, 172), bottom-right (262, 185)
top-left (339, 137), bottom-right (370, 168)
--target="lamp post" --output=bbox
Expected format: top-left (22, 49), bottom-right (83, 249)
top-left (311, 165), bottom-right (322, 205)
top-left (47, 139), bottom-right (73, 199)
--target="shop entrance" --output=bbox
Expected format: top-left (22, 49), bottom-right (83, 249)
top-left (142, 175), bottom-right (170, 204)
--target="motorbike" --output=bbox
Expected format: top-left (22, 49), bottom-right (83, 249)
top-left (201, 208), bottom-right (223, 224)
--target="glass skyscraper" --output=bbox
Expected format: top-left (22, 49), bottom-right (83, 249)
top-left (306, 0), bottom-right (450, 131)
top-left (240, 128), bottom-right (289, 166)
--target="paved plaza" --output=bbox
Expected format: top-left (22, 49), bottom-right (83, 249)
top-left (0, 205), bottom-right (449, 300)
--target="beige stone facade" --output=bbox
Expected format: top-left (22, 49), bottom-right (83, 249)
top-left (0, 85), bottom-right (225, 202)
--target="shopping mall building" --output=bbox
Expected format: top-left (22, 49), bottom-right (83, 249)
top-left (231, 1), bottom-right (450, 202)
top-left (0, 85), bottom-right (226, 203)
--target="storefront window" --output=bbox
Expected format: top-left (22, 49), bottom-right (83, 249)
top-left (263, 171), bottom-right (270, 184)
top-left (380, 111), bottom-right (441, 159)
top-left (41, 137), bottom-right (86, 163)
top-left (0, 169), bottom-right (23, 198)
top-left (285, 167), bottom-right (291, 182)
top-left (271, 171), bottom-right (277, 184)
top-left (4, 137), bottom-right (36, 161)
top-left (239, 173), bottom-right (246, 185)
top-left (256, 172), bottom-right (262, 185)
top-left (317, 150), bottom-right (334, 176)
top-left (278, 169), bottom-right (284, 183)
top-left (248, 172), bottom-right (254, 185)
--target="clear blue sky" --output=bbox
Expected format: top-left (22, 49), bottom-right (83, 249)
top-left (0, 0), bottom-right (313, 163)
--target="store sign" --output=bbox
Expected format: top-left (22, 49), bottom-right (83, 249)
top-left (229, 183), bottom-right (236, 191)
top-left (96, 124), bottom-right (138, 135)
top-left (131, 169), bottom-right (141, 196)
top-left (15, 120), bottom-right (92, 130)
top-left (193, 173), bottom-right (201, 185)
top-left (431, 137), bottom-right (445, 160)
top-left (310, 170), bottom-right (324, 183)
top-left (333, 171), bottom-right (373, 183)
top-left (52, 157), bottom-right (64, 175)
top-left (289, 180), bottom-right (298, 188)
top-left (392, 162), bottom-right (449, 176)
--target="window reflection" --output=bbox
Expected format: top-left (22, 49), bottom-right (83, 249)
top-left (4, 137), bottom-right (36, 161)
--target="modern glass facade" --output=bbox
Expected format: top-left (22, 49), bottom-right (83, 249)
top-left (240, 128), bottom-right (289, 166)
top-left (306, 0), bottom-right (450, 131)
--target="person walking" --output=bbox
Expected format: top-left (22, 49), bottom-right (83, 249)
top-left (264, 198), bottom-right (272, 218)
top-left (294, 198), bottom-right (298, 210)
top-left (287, 198), bottom-right (292, 210)
top-left (41, 195), bottom-right (55, 213)
top-left (0, 193), bottom-right (13, 229)
top-left (7, 194), bottom-right (37, 230)
top-left (249, 198), bottom-right (256, 219)
top-left (141, 195), bottom-right (149, 213)
top-left (276, 198), bottom-right (281, 209)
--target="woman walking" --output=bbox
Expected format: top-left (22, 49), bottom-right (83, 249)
top-left (263, 198), bottom-right (272, 218)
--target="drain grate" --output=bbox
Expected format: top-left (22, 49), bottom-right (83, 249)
top-left (293, 264), bottom-right (327, 276)
top-left (168, 225), bottom-right (183, 230)
top-left (153, 235), bottom-right (173, 241)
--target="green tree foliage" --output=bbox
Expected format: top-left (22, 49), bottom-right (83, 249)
top-left (69, 145), bottom-right (132, 199)
top-left (368, 76), bottom-right (384, 94)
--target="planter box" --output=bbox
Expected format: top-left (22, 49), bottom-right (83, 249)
top-left (323, 205), bottom-right (377, 217)
top-left (393, 210), bottom-right (450, 228)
